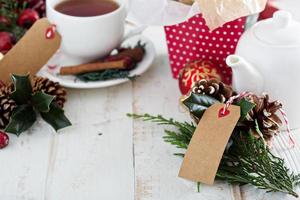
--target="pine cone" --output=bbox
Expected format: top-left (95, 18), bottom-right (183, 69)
top-left (0, 85), bottom-right (16, 129)
top-left (32, 77), bottom-right (67, 108)
top-left (245, 94), bottom-right (282, 142)
top-left (191, 79), bottom-right (235, 103)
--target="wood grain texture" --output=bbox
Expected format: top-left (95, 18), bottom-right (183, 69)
top-left (1, 3), bottom-right (300, 198)
top-left (44, 85), bottom-right (135, 200)
top-left (0, 84), bottom-right (135, 200)
top-left (0, 124), bottom-right (53, 200)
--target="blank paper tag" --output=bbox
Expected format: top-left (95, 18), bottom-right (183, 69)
top-left (179, 103), bottom-right (240, 184)
top-left (0, 18), bottom-right (61, 84)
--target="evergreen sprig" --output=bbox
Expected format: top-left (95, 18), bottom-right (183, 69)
top-left (127, 113), bottom-right (300, 197)
top-left (76, 69), bottom-right (133, 82)
top-left (127, 113), bottom-right (195, 150)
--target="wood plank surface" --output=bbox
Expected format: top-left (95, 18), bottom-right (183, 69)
top-left (1, 1), bottom-right (300, 198)
top-left (0, 84), bottom-right (135, 200)
top-left (44, 85), bottom-right (135, 200)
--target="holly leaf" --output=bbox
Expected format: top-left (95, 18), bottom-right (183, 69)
top-left (41, 103), bottom-right (72, 131)
top-left (10, 74), bottom-right (33, 105)
top-left (31, 92), bottom-right (55, 113)
top-left (5, 105), bottom-right (36, 136)
top-left (236, 98), bottom-right (256, 121)
top-left (182, 93), bottom-right (219, 119)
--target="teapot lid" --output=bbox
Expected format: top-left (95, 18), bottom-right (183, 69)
top-left (254, 11), bottom-right (300, 46)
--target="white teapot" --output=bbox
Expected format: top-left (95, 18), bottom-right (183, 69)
top-left (226, 11), bottom-right (300, 129)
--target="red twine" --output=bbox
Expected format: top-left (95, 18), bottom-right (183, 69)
top-left (279, 108), bottom-right (296, 147)
top-left (222, 91), bottom-right (250, 115)
top-left (0, 80), bottom-right (5, 88)
top-left (222, 91), bottom-right (296, 148)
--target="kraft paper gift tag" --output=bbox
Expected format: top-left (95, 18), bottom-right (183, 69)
top-left (0, 18), bottom-right (61, 84)
top-left (179, 103), bottom-right (240, 184)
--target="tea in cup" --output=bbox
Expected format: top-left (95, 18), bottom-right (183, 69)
top-left (46, 0), bottom-right (127, 65)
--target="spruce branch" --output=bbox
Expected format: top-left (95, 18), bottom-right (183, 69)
top-left (128, 113), bottom-right (300, 197)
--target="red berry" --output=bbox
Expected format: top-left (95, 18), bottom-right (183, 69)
top-left (17, 9), bottom-right (40, 29)
top-left (0, 131), bottom-right (9, 149)
top-left (17, 0), bottom-right (46, 17)
top-left (0, 32), bottom-right (14, 54)
top-left (32, 0), bottom-right (46, 17)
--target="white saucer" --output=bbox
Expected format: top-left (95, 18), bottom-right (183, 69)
top-left (38, 35), bottom-right (155, 89)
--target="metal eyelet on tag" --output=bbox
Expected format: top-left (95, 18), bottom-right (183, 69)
top-left (45, 25), bottom-right (56, 39)
top-left (218, 108), bottom-right (230, 118)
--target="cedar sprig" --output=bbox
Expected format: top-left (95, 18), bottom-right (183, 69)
top-left (127, 113), bottom-right (194, 151)
top-left (219, 131), bottom-right (300, 197)
top-left (128, 113), bottom-right (300, 197)
top-left (127, 113), bottom-right (200, 191)
top-left (77, 69), bottom-right (132, 82)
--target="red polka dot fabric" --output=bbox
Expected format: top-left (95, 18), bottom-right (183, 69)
top-left (164, 14), bottom-right (246, 85)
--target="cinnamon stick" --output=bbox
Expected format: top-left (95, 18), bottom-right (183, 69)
top-left (60, 60), bottom-right (126, 75)
top-left (106, 47), bottom-right (145, 63)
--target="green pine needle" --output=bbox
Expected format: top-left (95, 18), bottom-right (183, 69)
top-left (76, 69), bottom-right (133, 82)
top-left (128, 113), bottom-right (300, 197)
top-left (197, 182), bottom-right (201, 193)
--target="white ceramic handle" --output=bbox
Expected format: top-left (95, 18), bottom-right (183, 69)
top-left (123, 25), bottom-right (147, 41)
top-left (273, 11), bottom-right (292, 29)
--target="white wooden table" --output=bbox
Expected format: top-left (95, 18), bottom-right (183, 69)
top-left (1, 2), bottom-right (300, 199)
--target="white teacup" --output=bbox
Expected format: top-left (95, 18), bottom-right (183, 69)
top-left (46, 0), bottom-right (127, 65)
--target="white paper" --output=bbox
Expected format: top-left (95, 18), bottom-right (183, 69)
top-left (127, 0), bottom-right (267, 29)
top-left (127, 0), bottom-right (200, 26)
top-left (197, 0), bottom-right (268, 30)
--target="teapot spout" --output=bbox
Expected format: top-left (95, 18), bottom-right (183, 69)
top-left (226, 55), bottom-right (264, 94)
